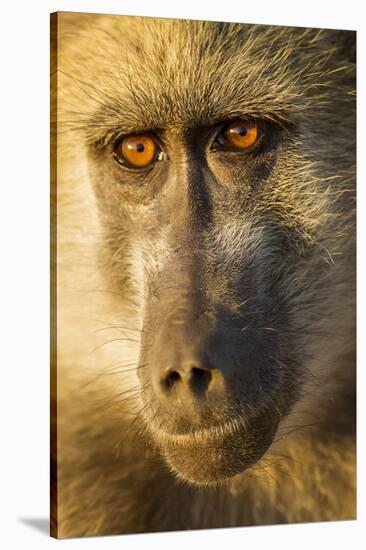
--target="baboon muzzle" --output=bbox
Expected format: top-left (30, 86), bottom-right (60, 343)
top-left (137, 255), bottom-right (282, 484)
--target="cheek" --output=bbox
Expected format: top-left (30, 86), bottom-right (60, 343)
top-left (87, 150), bottom-right (170, 209)
top-left (207, 156), bottom-right (252, 191)
top-left (128, 245), bottom-right (146, 301)
top-left (210, 220), bottom-right (264, 266)
top-left (128, 228), bottom-right (173, 295)
top-left (207, 150), bottom-right (280, 199)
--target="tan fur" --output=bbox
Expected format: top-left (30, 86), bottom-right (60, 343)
top-left (51, 13), bottom-right (356, 538)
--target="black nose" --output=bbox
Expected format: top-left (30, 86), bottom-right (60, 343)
top-left (162, 363), bottom-right (213, 395)
top-left (149, 321), bottom-right (226, 407)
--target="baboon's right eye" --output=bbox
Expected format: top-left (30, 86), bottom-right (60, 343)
top-left (114, 134), bottom-right (162, 169)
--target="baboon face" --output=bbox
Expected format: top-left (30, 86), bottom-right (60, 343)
top-left (73, 18), bottom-right (355, 485)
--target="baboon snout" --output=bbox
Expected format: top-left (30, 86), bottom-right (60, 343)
top-left (146, 315), bottom-right (230, 423)
top-left (138, 289), bottom-right (285, 482)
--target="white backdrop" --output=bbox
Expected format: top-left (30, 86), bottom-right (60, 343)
top-left (0, 1), bottom-right (364, 548)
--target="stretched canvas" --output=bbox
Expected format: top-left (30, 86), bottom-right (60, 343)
top-left (50, 11), bottom-right (356, 539)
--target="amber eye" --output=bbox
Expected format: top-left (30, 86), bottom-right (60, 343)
top-left (114, 134), bottom-right (159, 168)
top-left (217, 119), bottom-right (259, 150)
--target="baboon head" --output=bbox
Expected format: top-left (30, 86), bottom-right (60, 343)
top-left (62, 17), bottom-right (355, 485)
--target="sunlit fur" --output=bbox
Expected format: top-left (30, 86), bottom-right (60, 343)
top-left (51, 13), bottom-right (356, 538)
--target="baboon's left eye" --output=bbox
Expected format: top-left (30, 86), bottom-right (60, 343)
top-left (214, 119), bottom-right (259, 151)
top-left (114, 134), bottom-right (161, 169)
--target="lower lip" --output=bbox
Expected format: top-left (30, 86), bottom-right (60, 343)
top-left (151, 420), bottom-right (277, 486)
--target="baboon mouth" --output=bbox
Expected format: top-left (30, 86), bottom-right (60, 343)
top-left (149, 416), bottom-right (278, 486)
top-left (149, 418), bottom-right (243, 447)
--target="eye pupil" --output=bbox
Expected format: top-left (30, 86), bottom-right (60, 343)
top-left (136, 143), bottom-right (145, 153)
top-left (238, 128), bottom-right (247, 137)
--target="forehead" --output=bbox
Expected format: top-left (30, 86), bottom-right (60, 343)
top-left (57, 14), bottom-right (337, 139)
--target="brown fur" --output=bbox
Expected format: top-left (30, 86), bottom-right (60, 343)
top-left (51, 12), bottom-right (356, 538)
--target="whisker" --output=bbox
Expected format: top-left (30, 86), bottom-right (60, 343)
top-left (88, 337), bottom-right (141, 356)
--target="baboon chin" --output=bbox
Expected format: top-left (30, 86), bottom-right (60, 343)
top-left (52, 12), bottom-right (356, 538)
top-left (156, 413), bottom-right (279, 486)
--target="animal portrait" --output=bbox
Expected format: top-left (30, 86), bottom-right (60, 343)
top-left (50, 12), bottom-right (356, 538)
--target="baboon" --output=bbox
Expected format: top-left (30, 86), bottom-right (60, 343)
top-left (50, 12), bottom-right (356, 538)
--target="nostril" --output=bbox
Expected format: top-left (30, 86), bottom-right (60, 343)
top-left (190, 366), bottom-right (212, 393)
top-left (163, 369), bottom-right (182, 390)
top-left (160, 365), bottom-right (213, 395)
